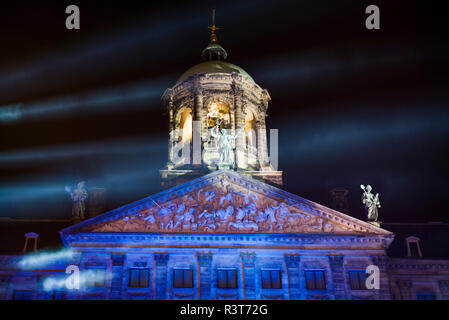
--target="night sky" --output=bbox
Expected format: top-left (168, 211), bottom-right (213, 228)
top-left (1, 0), bottom-right (448, 224)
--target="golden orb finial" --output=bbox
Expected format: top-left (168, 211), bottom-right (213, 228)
top-left (208, 8), bottom-right (220, 43)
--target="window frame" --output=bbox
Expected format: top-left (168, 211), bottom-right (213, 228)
top-left (304, 269), bottom-right (326, 290)
top-left (86, 267), bottom-right (106, 287)
top-left (173, 268), bottom-right (194, 289)
top-left (51, 290), bottom-right (65, 300)
top-left (217, 268), bottom-right (238, 289)
top-left (13, 289), bottom-right (32, 300)
top-left (348, 270), bottom-right (368, 290)
top-left (261, 269), bottom-right (282, 289)
top-left (128, 267), bottom-right (150, 288)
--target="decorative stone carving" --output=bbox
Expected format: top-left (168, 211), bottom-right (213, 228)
top-left (154, 253), bottom-right (169, 266)
top-left (328, 255), bottom-right (344, 266)
top-left (197, 253), bottom-right (212, 267)
top-left (111, 253), bottom-right (125, 266)
top-left (284, 254), bottom-right (300, 268)
top-left (261, 294), bottom-right (283, 300)
top-left (240, 253), bottom-right (256, 267)
top-left (307, 294), bottom-right (329, 300)
top-left (72, 171), bottom-right (391, 237)
top-left (80, 180), bottom-right (350, 234)
top-left (372, 255), bottom-right (389, 268)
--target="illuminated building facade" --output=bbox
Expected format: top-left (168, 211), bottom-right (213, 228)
top-left (1, 18), bottom-right (448, 301)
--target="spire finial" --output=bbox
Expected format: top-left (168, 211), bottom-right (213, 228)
top-left (208, 8), bottom-right (220, 43)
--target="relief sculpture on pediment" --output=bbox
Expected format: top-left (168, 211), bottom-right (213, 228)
top-left (84, 180), bottom-right (351, 234)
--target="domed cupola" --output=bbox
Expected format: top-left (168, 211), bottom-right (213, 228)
top-left (160, 10), bottom-right (282, 189)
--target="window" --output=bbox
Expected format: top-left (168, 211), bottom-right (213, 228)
top-left (217, 269), bottom-right (238, 289)
top-left (261, 270), bottom-right (282, 289)
top-left (13, 290), bottom-right (32, 300)
top-left (51, 291), bottom-right (65, 300)
top-left (348, 271), bottom-right (368, 290)
top-left (86, 268), bottom-right (106, 287)
top-left (129, 268), bottom-right (149, 288)
top-left (406, 236), bottom-right (423, 257)
top-left (409, 242), bottom-right (420, 257)
top-left (417, 293), bottom-right (436, 300)
top-left (173, 269), bottom-right (193, 288)
top-left (129, 268), bottom-right (150, 288)
top-left (305, 270), bottom-right (326, 290)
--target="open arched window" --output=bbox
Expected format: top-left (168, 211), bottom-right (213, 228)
top-left (175, 107), bottom-right (193, 143)
top-left (206, 98), bottom-right (230, 129)
top-left (244, 108), bottom-right (258, 165)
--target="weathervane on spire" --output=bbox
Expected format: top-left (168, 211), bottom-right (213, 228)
top-left (208, 8), bottom-right (220, 43)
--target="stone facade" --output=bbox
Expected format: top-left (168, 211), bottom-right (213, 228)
top-left (0, 170), bottom-right (448, 300)
top-left (2, 22), bottom-right (448, 301)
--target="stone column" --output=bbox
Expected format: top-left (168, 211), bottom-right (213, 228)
top-left (284, 254), bottom-right (300, 300)
top-left (372, 256), bottom-right (391, 300)
top-left (196, 252), bottom-right (212, 300)
top-left (192, 77), bottom-right (204, 124)
top-left (154, 253), bottom-right (169, 300)
top-left (192, 80), bottom-right (204, 167)
top-left (232, 79), bottom-right (245, 169)
top-left (109, 252), bottom-right (125, 300)
top-left (257, 119), bottom-right (269, 169)
top-left (328, 255), bottom-right (346, 300)
top-left (165, 90), bottom-right (175, 167)
top-left (240, 252), bottom-right (256, 300)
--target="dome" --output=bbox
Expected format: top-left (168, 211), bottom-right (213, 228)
top-left (176, 60), bottom-right (255, 84)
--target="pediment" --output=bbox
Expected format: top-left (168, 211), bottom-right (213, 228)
top-left (62, 170), bottom-right (392, 236)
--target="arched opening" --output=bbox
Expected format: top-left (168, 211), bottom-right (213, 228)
top-left (176, 107), bottom-right (193, 143)
top-left (206, 98), bottom-right (230, 129)
top-left (244, 108), bottom-right (258, 166)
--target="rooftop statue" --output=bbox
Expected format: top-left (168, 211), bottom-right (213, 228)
top-left (361, 184), bottom-right (381, 222)
top-left (65, 181), bottom-right (88, 219)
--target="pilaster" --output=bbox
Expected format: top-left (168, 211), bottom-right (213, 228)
top-left (328, 255), bottom-right (346, 300)
top-left (232, 78), bottom-right (245, 168)
top-left (240, 252), bottom-right (256, 299)
top-left (196, 252), bottom-right (212, 300)
top-left (284, 254), bottom-right (300, 300)
top-left (154, 253), bottom-right (169, 300)
top-left (372, 255), bottom-right (391, 300)
top-left (109, 252), bottom-right (125, 300)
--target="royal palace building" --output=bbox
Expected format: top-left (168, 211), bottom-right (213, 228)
top-left (1, 17), bottom-right (448, 301)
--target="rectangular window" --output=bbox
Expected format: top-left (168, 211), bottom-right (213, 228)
top-left (13, 290), bottom-right (32, 300)
top-left (52, 291), bottom-right (65, 300)
top-left (409, 242), bottom-right (420, 257)
top-left (305, 270), bottom-right (326, 290)
top-left (217, 269), bottom-right (238, 289)
top-left (417, 293), bottom-right (436, 300)
top-left (173, 269), bottom-right (193, 288)
top-left (129, 268), bottom-right (150, 288)
top-left (86, 268), bottom-right (106, 287)
top-left (261, 270), bottom-right (282, 289)
top-left (348, 271), bottom-right (367, 290)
